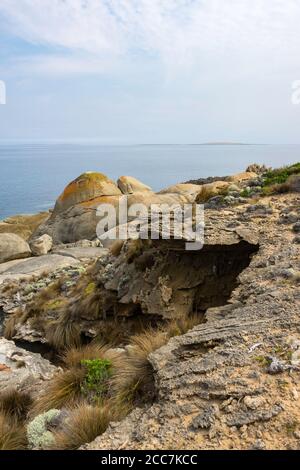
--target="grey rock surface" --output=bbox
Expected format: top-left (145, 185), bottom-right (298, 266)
top-left (0, 233), bottom-right (31, 263)
top-left (0, 338), bottom-right (58, 395)
top-left (30, 234), bottom-right (53, 256)
top-left (0, 254), bottom-right (80, 284)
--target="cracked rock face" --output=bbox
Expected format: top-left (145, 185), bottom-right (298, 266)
top-left (83, 193), bottom-right (300, 450)
top-left (5, 212), bottom-right (260, 345)
top-left (0, 338), bottom-right (58, 396)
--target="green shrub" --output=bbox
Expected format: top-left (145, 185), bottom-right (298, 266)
top-left (263, 163), bottom-right (300, 187)
top-left (81, 359), bottom-right (112, 403)
top-left (240, 188), bottom-right (252, 198)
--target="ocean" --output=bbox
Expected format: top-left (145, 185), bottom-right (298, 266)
top-left (0, 142), bottom-right (299, 220)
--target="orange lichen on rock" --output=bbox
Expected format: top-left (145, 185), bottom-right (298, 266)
top-left (78, 195), bottom-right (122, 209)
top-left (54, 172), bottom-right (121, 213)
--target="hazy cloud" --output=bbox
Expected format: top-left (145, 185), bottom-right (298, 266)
top-left (1, 0), bottom-right (300, 76)
top-left (1, 1), bottom-right (300, 143)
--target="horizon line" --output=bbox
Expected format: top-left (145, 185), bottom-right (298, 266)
top-left (0, 139), bottom-right (300, 146)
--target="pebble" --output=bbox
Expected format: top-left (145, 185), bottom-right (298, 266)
top-left (293, 222), bottom-right (300, 233)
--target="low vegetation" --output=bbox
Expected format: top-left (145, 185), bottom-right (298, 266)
top-left (263, 163), bottom-right (300, 186)
top-left (196, 184), bottom-right (229, 203)
top-left (80, 359), bottom-right (113, 403)
top-left (32, 311), bottom-right (202, 430)
top-left (110, 329), bottom-right (168, 409)
top-left (0, 412), bottom-right (27, 450)
top-left (0, 389), bottom-right (33, 422)
top-left (2, 252), bottom-right (204, 450)
top-left (31, 368), bottom-right (86, 416)
top-left (32, 343), bottom-right (123, 415)
top-left (3, 309), bottom-right (22, 340)
top-left (48, 403), bottom-right (112, 450)
top-left (45, 309), bottom-right (81, 350)
top-left (262, 163), bottom-right (300, 194)
top-left (166, 314), bottom-right (202, 338)
top-left (62, 343), bottom-right (111, 369)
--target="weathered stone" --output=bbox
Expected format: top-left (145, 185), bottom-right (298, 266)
top-left (30, 234), bottom-right (53, 256)
top-left (226, 405), bottom-right (282, 427)
top-left (246, 164), bottom-right (270, 175)
top-left (54, 172), bottom-right (121, 214)
top-left (51, 247), bottom-right (108, 261)
top-left (32, 172), bottom-right (122, 243)
top-left (191, 405), bottom-right (219, 430)
top-left (0, 254), bottom-right (80, 284)
top-left (159, 183), bottom-right (203, 202)
top-left (118, 176), bottom-right (152, 194)
top-left (227, 172), bottom-right (258, 183)
top-left (0, 233), bottom-right (31, 263)
top-left (0, 338), bottom-right (58, 395)
top-left (293, 222), bottom-right (300, 233)
top-left (0, 212), bottom-right (50, 241)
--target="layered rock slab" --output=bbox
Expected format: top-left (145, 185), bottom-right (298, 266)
top-left (84, 193), bottom-right (300, 451)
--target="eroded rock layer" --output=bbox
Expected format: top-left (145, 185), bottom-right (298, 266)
top-left (83, 193), bottom-right (300, 450)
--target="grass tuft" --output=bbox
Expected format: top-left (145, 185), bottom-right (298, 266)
top-left (109, 240), bottom-right (125, 257)
top-left (31, 368), bottom-right (85, 416)
top-left (45, 310), bottom-right (81, 350)
top-left (0, 389), bottom-right (33, 422)
top-left (167, 314), bottom-right (202, 337)
top-left (111, 329), bottom-right (168, 409)
top-left (48, 403), bottom-right (112, 450)
top-left (62, 343), bottom-right (111, 369)
top-left (0, 411), bottom-right (27, 450)
top-left (3, 309), bottom-right (23, 340)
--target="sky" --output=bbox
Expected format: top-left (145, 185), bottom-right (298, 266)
top-left (0, 0), bottom-right (300, 144)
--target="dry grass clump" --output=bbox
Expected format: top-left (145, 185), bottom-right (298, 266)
top-left (110, 314), bottom-right (202, 409)
top-left (48, 403), bottom-right (112, 450)
top-left (92, 320), bottom-right (129, 346)
top-left (287, 174), bottom-right (300, 192)
top-left (73, 290), bottom-right (103, 321)
top-left (45, 309), bottom-right (81, 350)
top-left (125, 239), bottom-right (150, 264)
top-left (0, 411), bottom-right (27, 450)
top-left (32, 343), bottom-right (123, 416)
top-left (111, 329), bottom-right (168, 409)
top-left (3, 309), bottom-right (23, 340)
top-left (167, 313), bottom-right (202, 338)
top-left (35, 280), bottom-right (63, 304)
top-left (62, 343), bottom-right (112, 369)
top-left (32, 368), bottom-right (85, 416)
top-left (0, 281), bottom-right (19, 295)
top-left (109, 240), bottom-right (125, 257)
top-left (195, 186), bottom-right (218, 203)
top-left (0, 389), bottom-right (33, 422)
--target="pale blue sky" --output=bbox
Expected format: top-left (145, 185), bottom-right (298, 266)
top-left (0, 0), bottom-right (300, 144)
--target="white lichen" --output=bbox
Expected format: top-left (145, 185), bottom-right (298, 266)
top-left (27, 409), bottom-right (60, 449)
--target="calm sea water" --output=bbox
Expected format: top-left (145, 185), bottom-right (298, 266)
top-left (0, 143), bottom-right (299, 220)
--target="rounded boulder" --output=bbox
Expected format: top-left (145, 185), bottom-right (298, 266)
top-left (0, 233), bottom-right (32, 263)
top-left (54, 172), bottom-right (121, 214)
